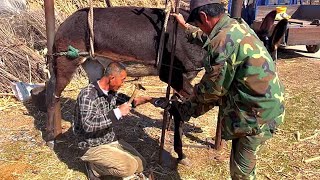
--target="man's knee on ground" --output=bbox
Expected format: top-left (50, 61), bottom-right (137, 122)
top-left (106, 159), bottom-right (139, 177)
top-left (81, 143), bottom-right (140, 177)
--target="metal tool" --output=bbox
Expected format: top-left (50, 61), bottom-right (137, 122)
top-left (128, 83), bottom-right (146, 104)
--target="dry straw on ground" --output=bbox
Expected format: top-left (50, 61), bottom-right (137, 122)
top-left (0, 11), bottom-right (48, 93)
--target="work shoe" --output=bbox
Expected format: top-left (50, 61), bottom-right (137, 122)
top-left (122, 172), bottom-right (149, 180)
top-left (85, 163), bottom-right (101, 180)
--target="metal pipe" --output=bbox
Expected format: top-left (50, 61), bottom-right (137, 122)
top-left (230, 0), bottom-right (243, 18)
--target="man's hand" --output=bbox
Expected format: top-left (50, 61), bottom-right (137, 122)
top-left (118, 102), bottom-right (132, 116)
top-left (133, 96), bottom-right (152, 106)
top-left (171, 13), bottom-right (189, 30)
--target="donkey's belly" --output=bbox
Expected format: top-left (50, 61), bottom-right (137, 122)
top-left (125, 63), bottom-right (159, 77)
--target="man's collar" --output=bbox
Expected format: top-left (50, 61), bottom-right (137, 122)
top-left (93, 81), bottom-right (106, 97)
top-left (93, 81), bottom-right (117, 97)
top-left (203, 13), bottom-right (230, 48)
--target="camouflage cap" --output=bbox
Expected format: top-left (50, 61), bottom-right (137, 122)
top-left (187, 0), bottom-right (222, 23)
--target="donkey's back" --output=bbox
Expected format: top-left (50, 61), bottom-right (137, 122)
top-left (54, 7), bottom-right (165, 68)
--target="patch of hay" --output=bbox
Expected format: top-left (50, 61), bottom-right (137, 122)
top-left (0, 13), bottom-right (46, 93)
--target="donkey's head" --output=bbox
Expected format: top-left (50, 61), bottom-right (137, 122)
top-left (255, 10), bottom-right (288, 60)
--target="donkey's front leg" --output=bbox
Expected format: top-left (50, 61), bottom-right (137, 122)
top-left (46, 56), bottom-right (80, 147)
top-left (46, 69), bottom-right (62, 147)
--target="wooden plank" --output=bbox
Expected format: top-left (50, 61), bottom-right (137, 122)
top-left (255, 5), bottom-right (320, 21)
top-left (251, 20), bottom-right (320, 46)
top-left (287, 26), bottom-right (320, 45)
top-left (288, 18), bottom-right (312, 25)
top-left (255, 5), bottom-right (300, 21)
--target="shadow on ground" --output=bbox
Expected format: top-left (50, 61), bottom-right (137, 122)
top-left (278, 47), bottom-right (320, 60)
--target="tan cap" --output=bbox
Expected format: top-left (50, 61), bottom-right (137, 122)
top-left (186, 0), bottom-right (222, 22)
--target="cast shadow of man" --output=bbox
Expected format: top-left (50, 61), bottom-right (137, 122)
top-left (24, 97), bottom-right (197, 180)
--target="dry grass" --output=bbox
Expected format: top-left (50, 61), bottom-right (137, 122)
top-left (0, 10), bottom-right (49, 92)
top-left (27, 0), bottom-right (165, 15)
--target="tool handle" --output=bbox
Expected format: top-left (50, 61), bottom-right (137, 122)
top-left (128, 89), bottom-right (137, 104)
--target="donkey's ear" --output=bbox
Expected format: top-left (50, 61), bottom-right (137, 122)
top-left (270, 19), bottom-right (288, 51)
top-left (259, 10), bottom-right (277, 33)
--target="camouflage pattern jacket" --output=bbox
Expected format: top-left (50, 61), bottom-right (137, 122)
top-left (185, 14), bottom-right (285, 140)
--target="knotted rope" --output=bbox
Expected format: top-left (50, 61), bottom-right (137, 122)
top-left (88, 0), bottom-right (95, 57)
top-left (156, 0), bottom-right (173, 70)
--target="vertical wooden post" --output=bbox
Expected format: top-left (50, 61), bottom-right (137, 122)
top-left (214, 118), bottom-right (223, 150)
top-left (44, 0), bottom-right (55, 57)
top-left (44, 0), bottom-right (61, 142)
top-left (230, 0), bottom-right (243, 18)
top-left (159, 0), bottom-right (181, 165)
top-left (105, 0), bottom-right (112, 7)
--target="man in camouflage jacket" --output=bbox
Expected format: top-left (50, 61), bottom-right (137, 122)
top-left (172, 0), bottom-right (285, 179)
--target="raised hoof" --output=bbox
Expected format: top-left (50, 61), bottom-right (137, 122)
top-left (46, 140), bottom-right (55, 150)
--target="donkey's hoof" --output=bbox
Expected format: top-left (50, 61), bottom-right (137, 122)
top-left (46, 140), bottom-right (55, 150)
top-left (177, 157), bottom-right (191, 166)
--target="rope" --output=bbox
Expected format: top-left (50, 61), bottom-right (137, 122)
top-left (51, 45), bottom-right (89, 59)
top-left (88, 0), bottom-right (95, 57)
top-left (156, 0), bottom-right (173, 70)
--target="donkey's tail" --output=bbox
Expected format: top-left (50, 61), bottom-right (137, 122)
top-left (270, 19), bottom-right (288, 52)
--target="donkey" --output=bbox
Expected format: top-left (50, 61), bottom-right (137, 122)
top-left (46, 7), bottom-right (288, 162)
top-left (46, 7), bottom-right (205, 153)
top-left (254, 10), bottom-right (289, 60)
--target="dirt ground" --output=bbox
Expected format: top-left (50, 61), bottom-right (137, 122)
top-left (0, 47), bottom-right (319, 180)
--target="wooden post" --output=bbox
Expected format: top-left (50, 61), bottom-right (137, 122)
top-left (159, 0), bottom-right (181, 165)
top-left (214, 118), bottom-right (223, 150)
top-left (44, 0), bottom-right (55, 58)
top-left (230, 0), bottom-right (243, 18)
top-left (44, 0), bottom-right (62, 141)
top-left (105, 0), bottom-right (112, 7)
